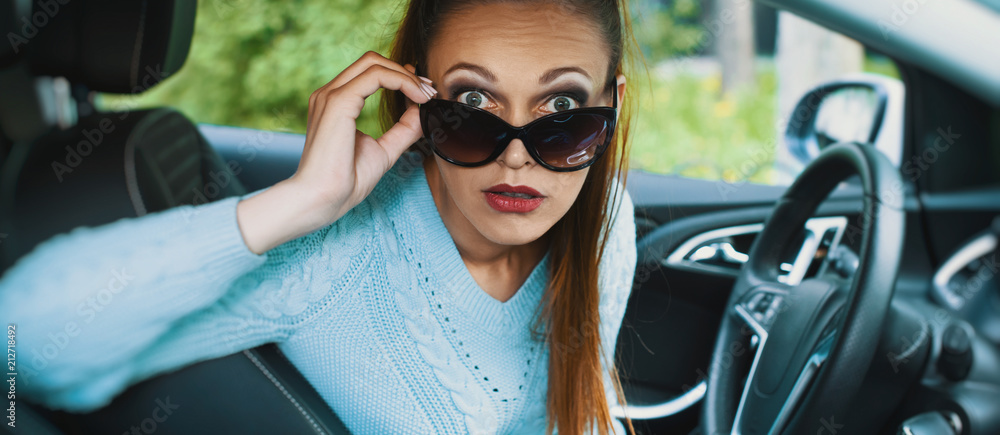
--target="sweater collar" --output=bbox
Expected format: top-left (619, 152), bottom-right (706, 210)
top-left (392, 152), bottom-right (551, 334)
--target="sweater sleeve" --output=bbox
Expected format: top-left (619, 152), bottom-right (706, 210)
top-left (597, 181), bottom-right (637, 435)
top-left (0, 186), bottom-right (375, 412)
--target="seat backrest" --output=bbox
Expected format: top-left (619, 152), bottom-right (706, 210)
top-left (0, 107), bottom-right (246, 268)
top-left (0, 0), bottom-right (209, 269)
top-left (0, 1), bottom-right (351, 434)
top-left (33, 344), bottom-right (352, 435)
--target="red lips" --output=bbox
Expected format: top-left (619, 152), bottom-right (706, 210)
top-left (483, 184), bottom-right (544, 213)
top-left (484, 184), bottom-right (544, 197)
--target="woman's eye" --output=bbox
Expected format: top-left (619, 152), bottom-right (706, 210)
top-left (457, 91), bottom-right (491, 109)
top-left (545, 96), bottom-right (579, 112)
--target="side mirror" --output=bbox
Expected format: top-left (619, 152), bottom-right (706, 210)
top-left (776, 73), bottom-right (905, 183)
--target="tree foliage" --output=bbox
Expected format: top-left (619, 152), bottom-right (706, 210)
top-left (632, 0), bottom-right (704, 62)
top-left (100, 0), bottom-right (406, 135)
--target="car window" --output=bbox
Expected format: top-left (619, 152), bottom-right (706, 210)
top-left (94, 0), bottom-right (900, 188)
top-left (627, 0), bottom-right (901, 187)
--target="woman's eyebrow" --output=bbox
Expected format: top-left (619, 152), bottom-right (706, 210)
top-left (443, 62), bottom-right (498, 82)
top-left (538, 66), bottom-right (592, 85)
top-left (441, 63), bottom-right (593, 86)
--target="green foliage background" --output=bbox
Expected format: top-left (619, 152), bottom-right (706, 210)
top-left (101, 0), bottom-right (410, 135)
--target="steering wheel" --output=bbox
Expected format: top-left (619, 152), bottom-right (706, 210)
top-left (701, 142), bottom-right (906, 434)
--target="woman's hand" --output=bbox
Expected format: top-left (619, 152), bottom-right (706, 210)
top-left (236, 51), bottom-right (437, 255)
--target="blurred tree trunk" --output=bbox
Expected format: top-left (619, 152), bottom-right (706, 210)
top-left (715, 0), bottom-right (756, 94)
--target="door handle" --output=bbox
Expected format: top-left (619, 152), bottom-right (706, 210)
top-left (688, 241), bottom-right (749, 266)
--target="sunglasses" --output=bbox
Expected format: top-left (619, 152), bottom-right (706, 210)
top-left (418, 83), bottom-right (618, 172)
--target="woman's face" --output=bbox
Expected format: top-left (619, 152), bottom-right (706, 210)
top-left (423, 2), bottom-right (623, 248)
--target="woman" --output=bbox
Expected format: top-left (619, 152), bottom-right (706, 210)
top-left (1, 0), bottom-right (641, 433)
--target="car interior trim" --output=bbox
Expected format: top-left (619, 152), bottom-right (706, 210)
top-left (664, 217), bottom-right (848, 285)
top-left (609, 380), bottom-right (707, 420)
top-left (766, 331), bottom-right (835, 435)
top-left (730, 304), bottom-right (770, 435)
top-left (241, 349), bottom-right (329, 435)
top-left (932, 232), bottom-right (998, 311)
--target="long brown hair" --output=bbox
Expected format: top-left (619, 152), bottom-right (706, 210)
top-left (379, 1), bottom-right (641, 433)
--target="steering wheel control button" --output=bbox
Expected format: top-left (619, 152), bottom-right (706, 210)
top-left (742, 291), bottom-right (785, 327)
top-left (745, 292), bottom-right (767, 312)
top-left (937, 324), bottom-right (973, 381)
top-left (762, 296), bottom-right (783, 325)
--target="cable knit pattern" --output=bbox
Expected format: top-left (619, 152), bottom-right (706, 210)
top-left (0, 151), bottom-right (637, 434)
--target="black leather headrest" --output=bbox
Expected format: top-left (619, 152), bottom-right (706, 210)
top-left (13, 0), bottom-right (196, 94)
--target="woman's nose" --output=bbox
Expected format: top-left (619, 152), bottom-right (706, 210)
top-left (497, 138), bottom-right (533, 169)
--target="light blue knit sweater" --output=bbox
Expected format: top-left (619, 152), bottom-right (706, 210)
top-left (0, 151), bottom-right (637, 434)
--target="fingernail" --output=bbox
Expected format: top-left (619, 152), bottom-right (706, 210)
top-left (418, 76), bottom-right (433, 84)
top-left (421, 83), bottom-right (437, 98)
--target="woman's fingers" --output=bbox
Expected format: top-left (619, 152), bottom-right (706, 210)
top-left (303, 63), bottom-right (434, 180)
top-left (308, 53), bottom-right (428, 129)
top-left (403, 63), bottom-right (422, 111)
top-left (306, 62), bottom-right (432, 138)
top-left (293, 52), bottom-right (436, 228)
top-left (332, 63), bottom-right (436, 119)
top-left (327, 51), bottom-right (428, 94)
top-left (377, 104), bottom-right (423, 161)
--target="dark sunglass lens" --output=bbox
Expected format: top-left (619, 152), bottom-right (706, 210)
top-left (528, 113), bottom-right (611, 168)
top-left (423, 101), bottom-right (508, 165)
